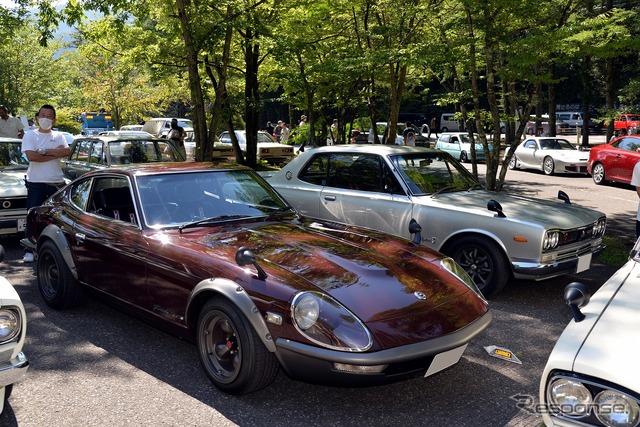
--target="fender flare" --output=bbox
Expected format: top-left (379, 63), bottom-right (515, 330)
top-left (187, 278), bottom-right (277, 352)
top-left (38, 225), bottom-right (78, 280)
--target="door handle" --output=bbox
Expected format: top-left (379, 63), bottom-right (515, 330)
top-left (323, 195), bottom-right (336, 201)
top-left (75, 233), bottom-right (86, 245)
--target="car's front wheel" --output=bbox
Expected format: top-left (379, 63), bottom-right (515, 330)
top-left (460, 151), bottom-right (468, 163)
top-left (508, 156), bottom-right (517, 170)
top-left (445, 236), bottom-right (509, 297)
top-left (543, 156), bottom-right (555, 175)
top-left (37, 240), bottom-right (86, 309)
top-left (197, 298), bottom-right (279, 395)
top-left (591, 162), bottom-right (607, 185)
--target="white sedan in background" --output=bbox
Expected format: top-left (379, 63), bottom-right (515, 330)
top-left (507, 137), bottom-right (589, 175)
top-left (539, 237), bottom-right (640, 427)
top-left (219, 130), bottom-right (294, 164)
top-left (435, 132), bottom-right (489, 162)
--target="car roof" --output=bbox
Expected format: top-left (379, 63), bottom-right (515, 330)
top-left (80, 161), bottom-right (249, 179)
top-left (301, 144), bottom-right (439, 155)
top-left (73, 135), bottom-right (167, 142)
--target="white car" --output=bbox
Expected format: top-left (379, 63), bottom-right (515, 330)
top-left (507, 137), bottom-right (589, 175)
top-left (0, 245), bottom-right (29, 414)
top-left (435, 132), bottom-right (489, 162)
top-left (539, 237), bottom-right (640, 427)
top-left (218, 130), bottom-right (294, 164)
top-left (268, 145), bottom-right (606, 296)
top-left (0, 138), bottom-right (29, 235)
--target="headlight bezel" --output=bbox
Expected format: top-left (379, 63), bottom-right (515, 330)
top-left (440, 257), bottom-right (486, 301)
top-left (546, 372), bottom-right (640, 427)
top-left (290, 291), bottom-right (372, 353)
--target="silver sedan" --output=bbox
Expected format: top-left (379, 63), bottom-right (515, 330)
top-left (507, 137), bottom-right (589, 175)
top-left (268, 145), bottom-right (606, 296)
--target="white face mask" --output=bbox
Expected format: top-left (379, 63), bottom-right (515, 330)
top-left (38, 117), bottom-right (53, 130)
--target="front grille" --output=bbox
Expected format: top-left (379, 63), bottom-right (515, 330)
top-left (0, 197), bottom-right (27, 211)
top-left (559, 225), bottom-right (594, 246)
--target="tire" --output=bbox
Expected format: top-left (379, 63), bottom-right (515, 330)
top-left (460, 151), bottom-right (468, 163)
top-left (500, 126), bottom-right (506, 134)
top-left (508, 156), bottom-right (517, 170)
top-left (197, 298), bottom-right (279, 395)
top-left (445, 236), bottom-right (510, 297)
top-left (441, 127), bottom-right (449, 133)
top-left (3, 384), bottom-right (13, 401)
top-left (543, 156), bottom-right (555, 175)
top-left (591, 162), bottom-right (606, 185)
top-left (37, 240), bottom-right (86, 309)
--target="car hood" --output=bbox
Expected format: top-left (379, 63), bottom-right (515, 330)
top-left (546, 149), bottom-right (589, 161)
top-left (559, 259), bottom-right (640, 392)
top-left (170, 217), bottom-right (489, 347)
top-left (423, 190), bottom-right (604, 229)
top-left (0, 169), bottom-right (28, 197)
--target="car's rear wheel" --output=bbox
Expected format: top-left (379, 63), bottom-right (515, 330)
top-left (197, 298), bottom-right (279, 395)
top-left (445, 236), bottom-right (509, 297)
top-left (508, 156), bottom-right (517, 170)
top-left (441, 127), bottom-right (449, 133)
top-left (543, 156), bottom-right (555, 175)
top-left (37, 240), bottom-right (86, 309)
top-left (591, 162), bottom-right (607, 185)
top-left (460, 151), bottom-right (468, 163)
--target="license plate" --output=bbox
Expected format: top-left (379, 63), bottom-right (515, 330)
top-left (425, 344), bottom-right (468, 377)
top-left (576, 253), bottom-right (592, 273)
top-left (17, 218), bottom-right (26, 232)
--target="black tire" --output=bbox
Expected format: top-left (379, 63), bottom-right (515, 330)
top-left (591, 162), bottom-right (606, 185)
top-left (3, 384), bottom-right (13, 401)
top-left (543, 156), bottom-right (555, 175)
top-left (508, 156), bottom-right (517, 170)
top-left (445, 236), bottom-right (510, 297)
top-left (441, 127), bottom-right (449, 133)
top-left (460, 151), bottom-right (468, 163)
top-left (197, 298), bottom-right (279, 395)
top-left (37, 240), bottom-right (86, 309)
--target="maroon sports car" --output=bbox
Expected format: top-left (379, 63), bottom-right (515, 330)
top-left (23, 162), bottom-right (491, 394)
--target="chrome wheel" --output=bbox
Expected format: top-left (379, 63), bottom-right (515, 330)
top-left (592, 162), bottom-right (606, 185)
top-left (543, 156), bottom-right (555, 175)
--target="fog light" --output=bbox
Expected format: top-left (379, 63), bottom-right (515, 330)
top-left (333, 363), bottom-right (386, 374)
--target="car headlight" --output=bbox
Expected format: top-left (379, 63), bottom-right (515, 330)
top-left (547, 378), bottom-right (592, 418)
top-left (440, 257), bottom-right (486, 300)
top-left (543, 230), bottom-right (560, 250)
top-left (0, 308), bottom-right (21, 343)
top-left (594, 390), bottom-right (640, 427)
top-left (291, 291), bottom-right (372, 352)
top-left (592, 218), bottom-right (606, 238)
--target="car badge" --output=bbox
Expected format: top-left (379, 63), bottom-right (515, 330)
top-left (2, 201), bottom-right (11, 209)
top-left (414, 291), bottom-right (426, 300)
top-left (484, 345), bottom-right (522, 364)
top-left (285, 171), bottom-right (292, 180)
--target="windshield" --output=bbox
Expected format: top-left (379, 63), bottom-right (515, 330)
top-left (539, 138), bottom-right (575, 150)
top-left (389, 152), bottom-right (480, 195)
top-left (108, 140), bottom-right (179, 164)
top-left (136, 169), bottom-right (289, 228)
top-left (0, 141), bottom-right (28, 169)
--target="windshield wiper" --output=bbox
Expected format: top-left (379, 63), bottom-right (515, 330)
top-left (264, 205), bottom-right (296, 221)
top-left (467, 182), bottom-right (484, 191)
top-left (178, 214), bottom-right (249, 233)
top-left (431, 185), bottom-right (457, 197)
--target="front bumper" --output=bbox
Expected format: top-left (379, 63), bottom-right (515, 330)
top-left (0, 216), bottom-right (26, 235)
top-left (0, 352), bottom-right (28, 388)
top-left (274, 310), bottom-right (492, 386)
top-left (511, 242), bottom-right (605, 281)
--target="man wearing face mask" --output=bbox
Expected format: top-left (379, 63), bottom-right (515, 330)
top-left (20, 104), bottom-right (70, 262)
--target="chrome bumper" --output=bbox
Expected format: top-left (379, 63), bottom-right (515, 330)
top-left (0, 352), bottom-right (28, 388)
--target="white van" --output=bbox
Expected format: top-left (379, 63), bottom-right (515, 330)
top-left (440, 113), bottom-right (464, 132)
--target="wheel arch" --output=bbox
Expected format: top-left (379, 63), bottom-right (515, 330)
top-left (439, 230), bottom-right (512, 272)
top-left (186, 278), bottom-right (277, 352)
top-left (37, 224), bottom-right (78, 280)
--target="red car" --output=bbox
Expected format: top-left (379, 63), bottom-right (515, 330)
top-left (22, 163), bottom-right (490, 394)
top-left (588, 135), bottom-right (640, 185)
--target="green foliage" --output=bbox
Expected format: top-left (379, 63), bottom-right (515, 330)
top-left (599, 235), bottom-right (630, 267)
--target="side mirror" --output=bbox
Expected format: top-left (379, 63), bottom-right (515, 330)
top-left (558, 190), bottom-right (571, 204)
top-left (409, 219), bottom-right (422, 245)
top-left (563, 282), bottom-right (591, 322)
top-left (487, 200), bottom-right (506, 218)
top-left (0, 244), bottom-right (4, 263)
top-left (235, 247), bottom-right (268, 280)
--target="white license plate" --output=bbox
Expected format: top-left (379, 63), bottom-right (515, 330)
top-left (425, 344), bottom-right (468, 377)
top-left (576, 253), bottom-right (592, 273)
top-left (17, 218), bottom-right (26, 232)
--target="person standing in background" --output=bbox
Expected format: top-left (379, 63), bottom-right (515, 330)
top-left (21, 104), bottom-right (70, 262)
top-left (429, 117), bottom-right (438, 139)
top-left (279, 121), bottom-right (290, 143)
top-left (168, 118), bottom-right (187, 159)
top-left (0, 105), bottom-right (25, 138)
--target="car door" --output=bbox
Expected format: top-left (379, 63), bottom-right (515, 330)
top-left (62, 138), bottom-right (94, 180)
top-left (516, 139), bottom-right (539, 168)
top-left (317, 152), bottom-right (413, 237)
top-left (69, 176), bottom-right (150, 308)
top-left (609, 137), bottom-right (640, 183)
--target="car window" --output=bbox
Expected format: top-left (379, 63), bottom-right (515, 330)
top-left (108, 140), bottom-right (177, 164)
top-left (450, 136), bottom-right (459, 144)
top-left (326, 153), bottom-right (384, 192)
top-left (299, 154), bottom-right (328, 186)
top-left (0, 141), bottom-right (28, 168)
top-left (523, 140), bottom-right (537, 149)
top-left (70, 178), bottom-right (93, 210)
top-left (390, 152), bottom-right (478, 195)
top-left (438, 135), bottom-right (450, 143)
top-left (87, 177), bottom-right (137, 224)
top-left (90, 142), bottom-right (105, 164)
top-left (257, 132), bottom-right (275, 143)
top-left (72, 140), bottom-right (92, 162)
top-left (618, 137), bottom-right (640, 152)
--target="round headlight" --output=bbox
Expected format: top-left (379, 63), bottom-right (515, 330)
top-left (0, 309), bottom-right (20, 342)
top-left (547, 378), bottom-right (592, 418)
top-left (292, 293), bottom-right (319, 330)
top-left (594, 390), bottom-right (640, 427)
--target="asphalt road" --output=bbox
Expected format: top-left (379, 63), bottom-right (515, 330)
top-left (0, 138), bottom-right (634, 427)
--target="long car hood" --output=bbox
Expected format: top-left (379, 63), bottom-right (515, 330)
top-left (1, 169), bottom-right (28, 198)
top-left (175, 217), bottom-right (489, 346)
top-left (425, 190), bottom-right (604, 229)
top-left (569, 259), bottom-right (640, 391)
